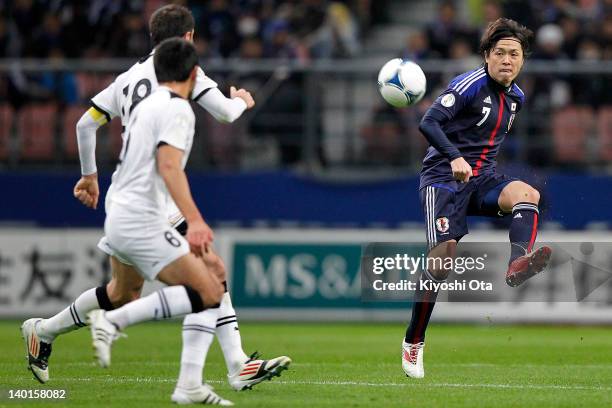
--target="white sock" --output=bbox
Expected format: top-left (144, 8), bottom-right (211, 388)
top-left (216, 292), bottom-right (248, 374)
top-left (106, 286), bottom-right (196, 330)
top-left (176, 310), bottom-right (218, 389)
top-left (39, 288), bottom-right (100, 342)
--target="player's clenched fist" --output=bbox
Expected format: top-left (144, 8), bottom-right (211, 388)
top-left (186, 218), bottom-right (214, 257)
top-left (73, 173), bottom-right (99, 209)
top-left (230, 86), bottom-right (255, 109)
top-left (450, 157), bottom-right (473, 183)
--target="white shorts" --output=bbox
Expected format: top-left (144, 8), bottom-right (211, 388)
top-left (98, 236), bottom-right (133, 266)
top-left (103, 207), bottom-right (190, 281)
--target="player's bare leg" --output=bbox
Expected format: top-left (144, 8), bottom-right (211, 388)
top-left (21, 255), bottom-right (142, 383)
top-left (498, 181), bottom-right (551, 286)
top-left (87, 253), bottom-right (231, 404)
top-left (403, 240), bottom-right (455, 378)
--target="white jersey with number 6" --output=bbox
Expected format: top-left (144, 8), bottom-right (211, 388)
top-left (110, 87), bottom-right (195, 215)
top-left (103, 86), bottom-right (194, 280)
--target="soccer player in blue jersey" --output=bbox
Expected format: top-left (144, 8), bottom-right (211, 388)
top-left (402, 18), bottom-right (552, 378)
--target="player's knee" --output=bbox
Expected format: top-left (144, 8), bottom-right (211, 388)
top-left (211, 258), bottom-right (226, 282)
top-left (427, 241), bottom-right (456, 280)
top-left (107, 281), bottom-right (143, 307)
top-left (511, 184), bottom-right (539, 205)
top-left (428, 267), bottom-right (451, 281)
top-left (199, 281), bottom-right (223, 309)
top-left (126, 285), bottom-right (143, 302)
top-left (523, 186), bottom-right (540, 204)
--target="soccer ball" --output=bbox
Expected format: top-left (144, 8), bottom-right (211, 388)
top-left (377, 58), bottom-right (426, 108)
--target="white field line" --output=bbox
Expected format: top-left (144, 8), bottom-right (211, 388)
top-left (46, 361), bottom-right (612, 370)
top-left (49, 377), bottom-right (612, 392)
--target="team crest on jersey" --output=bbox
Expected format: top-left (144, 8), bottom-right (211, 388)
top-left (436, 217), bottom-right (450, 233)
top-left (441, 94), bottom-right (455, 107)
top-left (511, 103), bottom-right (516, 112)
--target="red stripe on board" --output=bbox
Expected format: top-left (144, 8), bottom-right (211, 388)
top-left (473, 92), bottom-right (505, 176)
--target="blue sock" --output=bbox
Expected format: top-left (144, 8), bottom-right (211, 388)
top-left (509, 202), bottom-right (539, 264)
top-left (405, 269), bottom-right (442, 344)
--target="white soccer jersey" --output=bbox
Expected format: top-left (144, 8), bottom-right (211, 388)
top-left (90, 51), bottom-right (217, 222)
top-left (109, 87), bottom-right (195, 216)
top-left (91, 52), bottom-right (217, 127)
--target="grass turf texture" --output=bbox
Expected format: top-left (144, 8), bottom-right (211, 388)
top-left (0, 321), bottom-right (611, 407)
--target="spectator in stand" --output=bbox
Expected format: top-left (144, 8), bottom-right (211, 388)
top-left (400, 30), bottom-right (430, 61)
top-left (571, 37), bottom-right (609, 108)
top-left (425, 1), bottom-right (473, 58)
top-left (525, 23), bottom-right (570, 166)
top-left (28, 13), bottom-right (64, 57)
top-left (199, 0), bottom-right (240, 58)
top-left (558, 15), bottom-right (582, 59)
top-left (37, 48), bottom-right (79, 105)
top-left (322, 2), bottom-right (361, 58)
top-left (108, 11), bottom-right (149, 58)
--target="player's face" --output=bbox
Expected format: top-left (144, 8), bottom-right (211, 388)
top-left (485, 37), bottom-right (524, 86)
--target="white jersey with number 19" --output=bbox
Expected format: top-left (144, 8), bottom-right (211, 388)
top-left (90, 52), bottom-right (216, 223)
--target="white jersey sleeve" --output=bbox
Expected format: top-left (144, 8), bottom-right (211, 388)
top-left (197, 87), bottom-right (247, 123)
top-left (191, 66), bottom-right (218, 101)
top-left (90, 72), bottom-right (128, 121)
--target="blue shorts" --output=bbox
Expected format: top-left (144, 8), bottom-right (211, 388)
top-left (420, 173), bottom-right (517, 250)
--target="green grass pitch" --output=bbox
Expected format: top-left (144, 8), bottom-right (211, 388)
top-left (1, 321), bottom-right (611, 407)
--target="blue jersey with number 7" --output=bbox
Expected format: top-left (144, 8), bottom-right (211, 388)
top-left (419, 66), bottom-right (525, 190)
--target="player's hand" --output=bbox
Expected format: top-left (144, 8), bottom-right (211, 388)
top-left (73, 173), bottom-right (99, 209)
top-left (230, 86), bottom-right (255, 109)
top-left (186, 218), bottom-right (214, 257)
top-left (450, 157), bottom-right (472, 183)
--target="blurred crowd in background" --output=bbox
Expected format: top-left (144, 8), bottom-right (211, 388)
top-left (0, 0), bottom-right (383, 60)
top-left (0, 0), bottom-right (610, 171)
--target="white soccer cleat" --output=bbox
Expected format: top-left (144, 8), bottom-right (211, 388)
top-left (21, 318), bottom-right (52, 383)
top-left (87, 310), bottom-right (125, 368)
top-left (171, 384), bottom-right (234, 405)
top-left (402, 340), bottom-right (425, 378)
top-left (228, 352), bottom-right (292, 391)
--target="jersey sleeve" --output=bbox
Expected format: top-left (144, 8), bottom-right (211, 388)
top-left (191, 66), bottom-right (218, 102)
top-left (429, 88), bottom-right (473, 121)
top-left (157, 101), bottom-right (195, 151)
top-left (90, 75), bottom-right (124, 121)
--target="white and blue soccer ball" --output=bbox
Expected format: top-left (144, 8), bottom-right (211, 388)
top-left (377, 58), bottom-right (427, 108)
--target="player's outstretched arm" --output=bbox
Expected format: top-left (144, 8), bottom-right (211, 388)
top-left (197, 86), bottom-right (254, 123)
top-left (73, 107), bottom-right (108, 209)
top-left (157, 144), bottom-right (213, 257)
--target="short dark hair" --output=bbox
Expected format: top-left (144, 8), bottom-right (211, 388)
top-left (149, 5), bottom-right (194, 46)
top-left (154, 38), bottom-right (198, 83)
top-left (479, 18), bottom-right (534, 58)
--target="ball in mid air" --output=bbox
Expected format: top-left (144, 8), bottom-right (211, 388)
top-left (377, 58), bottom-right (427, 108)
